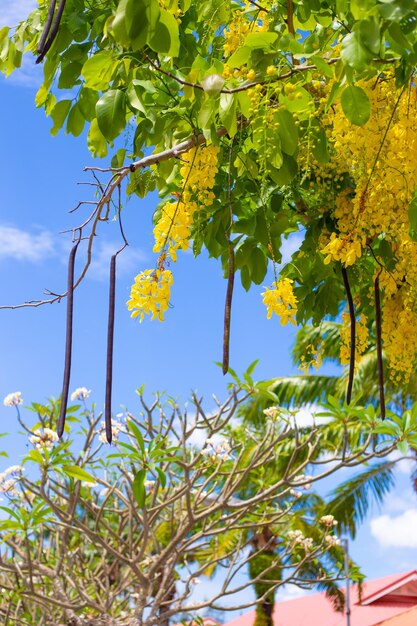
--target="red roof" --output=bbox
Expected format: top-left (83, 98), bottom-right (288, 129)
top-left (376, 606), bottom-right (417, 625)
top-left (224, 571), bottom-right (417, 626)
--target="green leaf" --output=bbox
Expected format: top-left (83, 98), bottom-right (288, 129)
top-left (227, 46), bottom-right (251, 68)
top-left (58, 61), bottom-right (83, 89)
top-left (88, 118), bottom-right (108, 157)
top-left (250, 246), bottom-right (268, 284)
top-left (132, 469), bottom-right (146, 507)
top-left (27, 449), bottom-right (44, 465)
top-left (244, 32), bottom-right (278, 49)
top-left (358, 17), bottom-right (381, 56)
top-left (148, 9), bottom-right (179, 56)
top-left (66, 103), bottom-right (85, 137)
top-left (341, 30), bottom-right (373, 72)
top-left (112, 0), bottom-right (130, 45)
top-left (219, 93), bottom-right (237, 136)
top-left (127, 420), bottom-right (146, 454)
top-left (408, 194), bottom-right (417, 241)
top-left (155, 466), bottom-right (166, 487)
top-left (50, 99), bottom-right (72, 136)
top-left (62, 465), bottom-right (96, 483)
top-left (397, 439), bottom-right (409, 455)
top-left (82, 51), bottom-right (115, 90)
top-left (96, 89), bottom-right (126, 142)
top-left (341, 85), bottom-right (371, 126)
top-left (275, 109), bottom-right (298, 155)
top-left (125, 0), bottom-right (159, 50)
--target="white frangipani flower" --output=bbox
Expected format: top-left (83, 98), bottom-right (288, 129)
top-left (70, 387), bottom-right (91, 402)
top-left (3, 392), bottom-right (23, 407)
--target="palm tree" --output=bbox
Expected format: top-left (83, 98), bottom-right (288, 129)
top-left (237, 320), bottom-right (417, 623)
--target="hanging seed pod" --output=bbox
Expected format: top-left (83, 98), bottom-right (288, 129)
top-left (222, 246), bottom-right (235, 375)
top-left (105, 254), bottom-right (117, 443)
top-left (36, 0), bottom-right (67, 63)
top-left (341, 266), bottom-right (356, 405)
top-left (374, 273), bottom-right (386, 420)
top-left (36, 0), bottom-right (57, 55)
top-left (57, 240), bottom-right (79, 438)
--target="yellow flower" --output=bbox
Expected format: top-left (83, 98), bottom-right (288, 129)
top-left (127, 269), bottom-right (173, 322)
top-left (262, 278), bottom-right (298, 325)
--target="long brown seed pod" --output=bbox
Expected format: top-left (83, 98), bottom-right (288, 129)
top-left (341, 266), bottom-right (356, 405)
top-left (105, 254), bottom-right (117, 443)
top-left (57, 240), bottom-right (79, 438)
top-left (36, 0), bottom-right (57, 55)
top-left (222, 246), bottom-right (235, 375)
top-left (36, 0), bottom-right (67, 63)
top-left (374, 273), bottom-right (386, 420)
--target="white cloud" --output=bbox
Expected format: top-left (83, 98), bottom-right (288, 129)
top-left (388, 450), bottom-right (415, 476)
top-left (293, 405), bottom-right (330, 427)
top-left (0, 224), bottom-right (55, 262)
top-left (371, 508), bottom-right (417, 548)
top-left (4, 53), bottom-right (43, 88)
top-left (278, 584), bottom-right (308, 602)
top-left (1, 0), bottom-right (37, 28)
top-left (88, 241), bottom-right (147, 281)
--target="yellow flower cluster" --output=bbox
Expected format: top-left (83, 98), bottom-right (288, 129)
top-left (339, 311), bottom-right (369, 367)
top-left (153, 200), bottom-right (194, 262)
top-left (308, 75), bottom-right (417, 384)
top-left (262, 278), bottom-right (298, 326)
top-left (321, 232), bottom-right (363, 267)
top-left (320, 77), bottom-right (417, 247)
top-left (129, 145), bottom-right (219, 322)
top-left (223, 7), bottom-right (269, 57)
top-left (153, 145), bottom-right (219, 261)
top-left (127, 269), bottom-right (173, 322)
top-left (299, 342), bottom-right (324, 373)
top-left (382, 292), bottom-right (417, 385)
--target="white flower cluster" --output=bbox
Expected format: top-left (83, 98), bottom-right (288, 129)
top-left (3, 391), bottom-right (23, 407)
top-left (324, 534), bottom-right (341, 547)
top-left (293, 474), bottom-right (313, 490)
top-left (30, 428), bottom-right (59, 450)
top-left (320, 514), bottom-right (338, 527)
top-left (201, 436), bottom-right (231, 461)
top-left (263, 406), bottom-right (280, 419)
top-left (70, 387), bottom-right (91, 402)
top-left (98, 420), bottom-right (124, 443)
top-left (288, 530), bottom-right (314, 551)
top-left (144, 479), bottom-right (155, 493)
top-left (0, 465), bottom-right (24, 497)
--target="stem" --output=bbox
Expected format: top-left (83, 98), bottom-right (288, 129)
top-left (374, 273), bottom-right (386, 420)
top-left (105, 254), bottom-right (117, 443)
top-left (286, 0), bottom-right (299, 66)
top-left (341, 267), bottom-right (356, 405)
top-left (57, 240), bottom-right (79, 438)
top-left (223, 247), bottom-right (235, 375)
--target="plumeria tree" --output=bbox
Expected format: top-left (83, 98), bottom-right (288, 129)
top-left (2, 1), bottom-right (417, 425)
top-left (1, 382), bottom-right (415, 625)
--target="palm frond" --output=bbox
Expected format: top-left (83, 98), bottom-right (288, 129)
top-left (272, 375), bottom-right (340, 407)
top-left (292, 322), bottom-right (343, 364)
top-left (325, 461), bottom-right (396, 539)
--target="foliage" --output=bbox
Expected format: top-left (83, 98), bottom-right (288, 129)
top-left (3, 1), bottom-right (417, 382)
top-left (1, 384), bottom-right (415, 624)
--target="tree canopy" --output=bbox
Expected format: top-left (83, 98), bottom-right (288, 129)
top-left (3, 1), bottom-right (417, 397)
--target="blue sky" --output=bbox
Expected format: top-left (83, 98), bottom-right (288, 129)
top-left (2, 1), bottom-right (417, 614)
